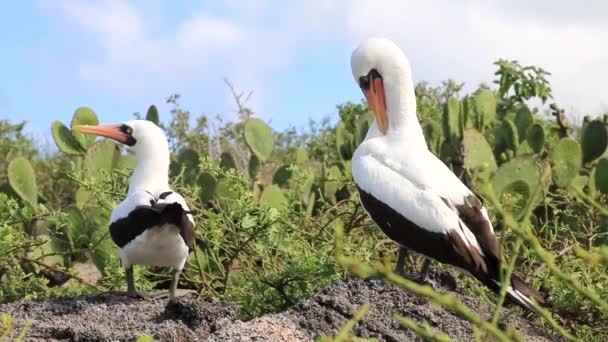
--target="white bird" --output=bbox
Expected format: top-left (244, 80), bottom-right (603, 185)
top-left (350, 38), bottom-right (545, 311)
top-left (74, 120), bottom-right (194, 299)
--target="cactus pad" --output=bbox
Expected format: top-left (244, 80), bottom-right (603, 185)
top-left (526, 123), bottom-right (545, 154)
top-left (146, 105), bottom-right (160, 125)
top-left (8, 157), bottom-right (38, 205)
top-left (52, 121), bottom-right (86, 155)
top-left (71, 107), bottom-right (99, 150)
top-left (461, 129), bottom-right (497, 181)
top-left (581, 120), bottom-right (608, 164)
top-left (550, 138), bottom-right (581, 188)
top-left (244, 118), bottom-right (274, 162)
top-left (259, 185), bottom-right (288, 209)
top-left (595, 157), bottom-right (608, 194)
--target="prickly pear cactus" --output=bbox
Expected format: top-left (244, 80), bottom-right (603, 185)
top-left (550, 138), bottom-right (582, 188)
top-left (259, 185), bottom-right (288, 209)
top-left (335, 121), bottom-right (352, 161)
top-left (295, 147), bottom-right (309, 164)
top-left (219, 152), bottom-right (237, 170)
top-left (71, 107), bottom-right (99, 150)
top-left (515, 106), bottom-right (534, 143)
top-left (595, 157), bottom-right (608, 194)
top-left (51, 121), bottom-right (86, 155)
top-left (442, 96), bottom-right (460, 139)
top-left (244, 118), bottom-right (274, 162)
top-left (494, 119), bottom-right (519, 157)
top-left (473, 89), bottom-right (496, 129)
top-left (581, 120), bottom-right (608, 164)
top-left (422, 120), bottom-right (442, 154)
top-left (146, 105), bottom-right (160, 125)
top-left (84, 141), bottom-right (120, 181)
top-left (461, 129), bottom-right (497, 181)
top-left (198, 172), bottom-right (217, 202)
top-left (273, 165), bottom-right (292, 188)
top-left (492, 156), bottom-right (542, 216)
top-left (526, 123), bottom-right (545, 154)
top-left (7, 156), bottom-right (38, 205)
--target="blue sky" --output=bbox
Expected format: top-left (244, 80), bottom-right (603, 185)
top-left (2, 1), bottom-right (607, 140)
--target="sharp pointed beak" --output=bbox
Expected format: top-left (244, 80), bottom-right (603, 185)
top-left (363, 74), bottom-right (388, 135)
top-left (73, 124), bottom-right (135, 146)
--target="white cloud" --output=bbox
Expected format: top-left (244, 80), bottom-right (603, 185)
top-left (42, 0), bottom-right (608, 123)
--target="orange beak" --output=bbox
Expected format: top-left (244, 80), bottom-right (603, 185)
top-left (72, 124), bottom-right (134, 146)
top-left (363, 76), bottom-right (388, 135)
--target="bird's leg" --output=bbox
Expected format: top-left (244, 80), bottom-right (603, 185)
top-left (125, 266), bottom-right (148, 299)
top-left (417, 258), bottom-right (433, 283)
top-left (394, 247), bottom-right (408, 276)
top-left (169, 269), bottom-right (180, 299)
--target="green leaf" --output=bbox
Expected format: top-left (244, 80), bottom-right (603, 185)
top-left (295, 147), bottom-right (309, 164)
top-left (7, 157), bottom-right (38, 205)
top-left (71, 107), bottom-right (99, 150)
top-left (244, 118), bottom-right (274, 162)
top-left (51, 121), bottom-right (86, 155)
top-left (273, 165), bottom-right (292, 188)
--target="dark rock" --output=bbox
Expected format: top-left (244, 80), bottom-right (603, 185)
top-left (0, 275), bottom-right (562, 341)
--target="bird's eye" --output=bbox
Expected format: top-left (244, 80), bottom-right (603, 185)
top-left (359, 76), bottom-right (370, 91)
top-left (126, 127), bottom-right (132, 134)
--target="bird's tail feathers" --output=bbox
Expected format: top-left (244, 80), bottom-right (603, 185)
top-left (492, 274), bottom-right (548, 313)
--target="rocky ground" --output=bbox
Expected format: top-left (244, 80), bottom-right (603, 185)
top-left (0, 272), bottom-right (560, 341)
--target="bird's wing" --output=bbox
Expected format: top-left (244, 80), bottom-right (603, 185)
top-left (353, 151), bottom-right (493, 272)
top-left (154, 190), bottom-right (195, 249)
top-left (359, 141), bottom-right (498, 259)
top-left (110, 190), bottom-right (156, 223)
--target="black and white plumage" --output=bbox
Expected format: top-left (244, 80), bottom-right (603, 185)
top-left (350, 38), bottom-right (545, 312)
top-left (74, 120), bottom-right (194, 299)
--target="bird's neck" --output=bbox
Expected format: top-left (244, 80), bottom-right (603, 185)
top-left (128, 149), bottom-right (170, 195)
top-left (373, 77), bottom-right (427, 147)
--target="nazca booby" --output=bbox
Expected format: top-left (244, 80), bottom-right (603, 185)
top-left (350, 38), bottom-right (545, 312)
top-left (74, 120), bottom-right (194, 299)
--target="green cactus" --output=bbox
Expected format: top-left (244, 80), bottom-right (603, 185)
top-left (422, 120), bottom-right (442, 154)
top-left (84, 141), bottom-right (120, 181)
top-left (515, 106), bottom-right (534, 142)
top-left (248, 155), bottom-right (260, 179)
top-left (198, 172), bottom-right (217, 202)
top-left (323, 165), bottom-right (342, 204)
top-left (526, 123), bottom-right (545, 154)
top-left (492, 156), bottom-right (542, 216)
top-left (51, 121), bottom-right (86, 155)
top-left (259, 185), bottom-right (288, 209)
top-left (219, 152), bottom-right (237, 170)
top-left (273, 165), bottom-right (292, 188)
top-left (117, 152), bottom-right (137, 171)
top-left (215, 179), bottom-right (238, 209)
top-left (595, 157), bottom-right (608, 194)
top-left (146, 105), bottom-right (160, 125)
top-left (494, 119), bottom-right (519, 157)
top-left (7, 157), bottom-right (38, 205)
top-left (335, 121), bottom-right (352, 160)
top-left (71, 107), bottom-right (99, 150)
top-left (244, 118), bottom-right (274, 162)
top-left (64, 206), bottom-right (89, 259)
top-left (473, 89), bottom-right (496, 129)
top-left (461, 96), bottom-right (475, 129)
top-left (550, 138), bottom-right (581, 188)
top-left (295, 147), bottom-right (309, 164)
top-left (581, 120), bottom-right (608, 164)
top-left (461, 129), bottom-right (497, 181)
top-left (90, 226), bottom-right (116, 275)
top-left (442, 96), bottom-right (460, 139)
